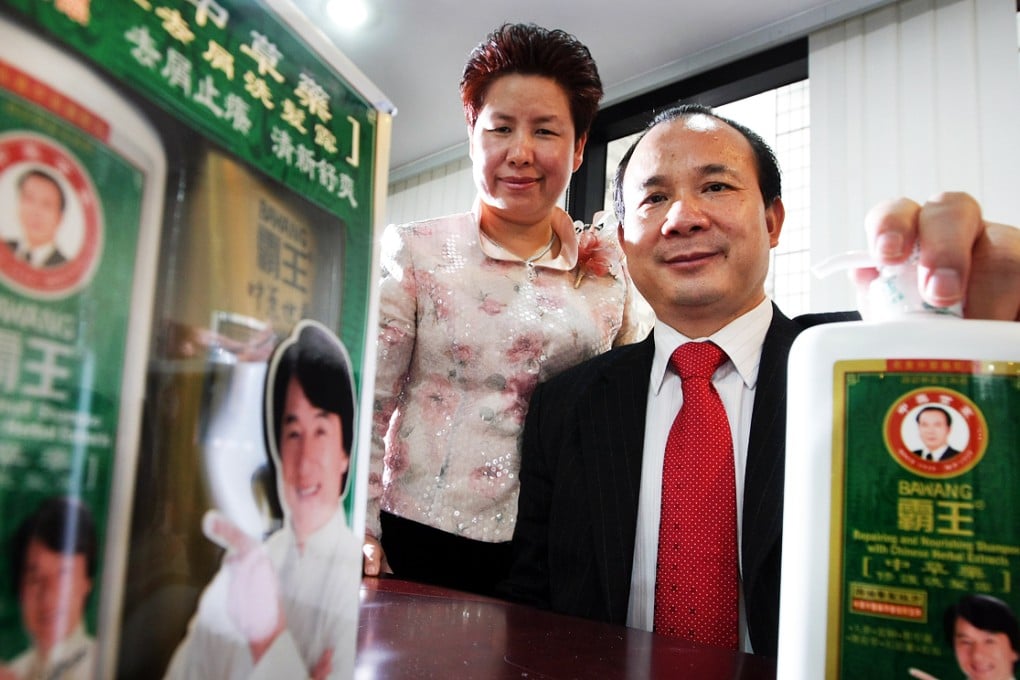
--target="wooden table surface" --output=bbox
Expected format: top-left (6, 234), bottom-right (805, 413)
top-left (356, 577), bottom-right (777, 679)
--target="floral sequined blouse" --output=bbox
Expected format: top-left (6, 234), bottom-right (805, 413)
top-left (367, 203), bottom-right (651, 543)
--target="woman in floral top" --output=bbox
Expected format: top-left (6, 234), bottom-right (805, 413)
top-left (363, 22), bottom-right (651, 596)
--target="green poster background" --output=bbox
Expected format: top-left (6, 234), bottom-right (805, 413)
top-left (0, 86), bottom-right (145, 658)
top-left (0, 0), bottom-right (379, 376)
top-left (834, 362), bottom-right (1020, 678)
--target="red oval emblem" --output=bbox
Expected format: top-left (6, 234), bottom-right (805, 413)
top-left (0, 131), bottom-right (102, 299)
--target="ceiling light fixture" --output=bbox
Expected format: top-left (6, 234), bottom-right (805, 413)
top-left (325, 0), bottom-right (369, 31)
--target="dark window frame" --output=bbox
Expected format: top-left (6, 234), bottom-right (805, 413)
top-left (568, 38), bottom-right (808, 223)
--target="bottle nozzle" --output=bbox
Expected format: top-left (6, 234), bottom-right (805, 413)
top-left (813, 248), bottom-right (962, 321)
top-left (811, 250), bottom-right (875, 279)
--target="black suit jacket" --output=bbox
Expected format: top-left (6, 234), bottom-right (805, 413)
top-left (502, 304), bottom-right (859, 658)
top-left (5, 238), bottom-right (67, 267)
top-left (912, 446), bottom-right (960, 461)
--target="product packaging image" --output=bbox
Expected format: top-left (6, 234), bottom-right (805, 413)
top-left (778, 253), bottom-right (1020, 679)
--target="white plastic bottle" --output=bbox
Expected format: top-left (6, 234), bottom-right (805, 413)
top-left (777, 254), bottom-right (1020, 679)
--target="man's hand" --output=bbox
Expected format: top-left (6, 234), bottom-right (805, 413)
top-left (203, 510), bottom-right (285, 660)
top-left (311, 646), bottom-right (334, 680)
top-left (862, 192), bottom-right (1020, 320)
top-left (362, 534), bottom-right (392, 576)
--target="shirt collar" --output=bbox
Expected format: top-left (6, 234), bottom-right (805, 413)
top-left (651, 297), bottom-right (773, 394)
top-left (292, 503), bottom-right (347, 556)
top-left (13, 238), bottom-right (57, 267)
top-left (27, 622), bottom-right (91, 668)
top-left (472, 197), bottom-right (579, 271)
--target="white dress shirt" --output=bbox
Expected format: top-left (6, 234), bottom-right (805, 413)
top-left (7, 237), bottom-right (61, 267)
top-left (7, 623), bottom-right (95, 680)
top-left (626, 298), bottom-right (773, 653)
top-left (919, 444), bottom-right (950, 461)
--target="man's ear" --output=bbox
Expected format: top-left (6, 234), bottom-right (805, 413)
top-left (617, 221), bottom-right (629, 258)
top-left (766, 197), bottom-right (785, 247)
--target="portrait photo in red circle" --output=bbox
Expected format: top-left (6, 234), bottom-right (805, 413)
top-left (0, 131), bottom-right (103, 299)
top-left (884, 387), bottom-right (988, 478)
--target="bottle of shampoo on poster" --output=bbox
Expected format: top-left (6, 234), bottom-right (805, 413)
top-left (0, 14), bottom-right (166, 679)
top-left (777, 252), bottom-right (1020, 680)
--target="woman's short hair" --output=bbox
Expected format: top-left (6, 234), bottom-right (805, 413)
top-left (459, 22), bottom-right (603, 140)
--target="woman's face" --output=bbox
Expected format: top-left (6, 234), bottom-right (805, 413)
top-left (469, 74), bottom-right (586, 230)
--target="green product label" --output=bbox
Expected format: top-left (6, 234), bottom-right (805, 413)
top-left (831, 358), bottom-right (1020, 679)
top-left (0, 63), bottom-right (145, 660)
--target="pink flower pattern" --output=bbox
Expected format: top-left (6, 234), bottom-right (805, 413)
top-left (478, 294), bottom-right (506, 316)
top-left (503, 374), bottom-right (539, 426)
top-left (448, 342), bottom-right (475, 366)
top-left (505, 333), bottom-right (544, 366)
top-left (468, 465), bottom-right (506, 500)
top-left (574, 228), bottom-right (616, 288)
top-left (418, 374), bottom-right (460, 429)
top-left (383, 438), bottom-right (410, 476)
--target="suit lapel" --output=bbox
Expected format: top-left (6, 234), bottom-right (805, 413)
top-left (742, 305), bottom-right (799, 585)
top-left (579, 336), bottom-right (654, 621)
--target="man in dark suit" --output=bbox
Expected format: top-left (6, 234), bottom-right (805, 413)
top-left (912, 406), bottom-right (960, 462)
top-left (6, 168), bottom-right (69, 267)
top-left (501, 103), bottom-right (1020, 657)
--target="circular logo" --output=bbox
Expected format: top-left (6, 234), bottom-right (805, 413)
top-left (884, 387), bottom-right (987, 478)
top-left (0, 131), bottom-right (103, 299)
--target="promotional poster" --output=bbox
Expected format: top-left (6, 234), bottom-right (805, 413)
top-left (0, 2), bottom-right (391, 678)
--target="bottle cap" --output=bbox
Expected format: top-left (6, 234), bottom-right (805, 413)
top-left (812, 248), bottom-right (963, 322)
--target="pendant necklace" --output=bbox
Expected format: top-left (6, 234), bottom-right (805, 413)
top-left (481, 229), bottom-right (556, 281)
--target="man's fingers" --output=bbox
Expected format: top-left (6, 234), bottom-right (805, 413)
top-left (913, 193), bottom-right (983, 308)
top-left (311, 647), bottom-right (334, 680)
top-left (865, 197), bottom-right (922, 263)
top-left (202, 509), bottom-right (257, 555)
top-left (866, 192), bottom-right (988, 310)
top-left (961, 222), bottom-right (1020, 321)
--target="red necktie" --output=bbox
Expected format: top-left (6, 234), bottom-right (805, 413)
top-left (654, 341), bottom-right (739, 649)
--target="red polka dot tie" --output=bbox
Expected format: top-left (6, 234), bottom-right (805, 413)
top-left (654, 341), bottom-right (739, 649)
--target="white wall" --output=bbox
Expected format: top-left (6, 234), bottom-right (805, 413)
top-left (809, 0), bottom-right (1020, 312)
top-left (384, 155), bottom-right (473, 226)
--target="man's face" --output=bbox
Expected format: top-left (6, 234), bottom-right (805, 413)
top-left (617, 115), bottom-right (783, 336)
top-left (19, 539), bottom-right (91, 654)
top-left (17, 174), bottom-right (64, 249)
top-left (918, 410), bottom-right (951, 451)
top-left (279, 377), bottom-right (348, 542)
top-left (954, 617), bottom-right (1019, 680)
